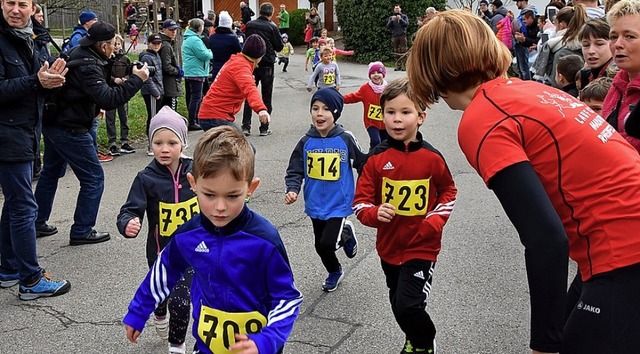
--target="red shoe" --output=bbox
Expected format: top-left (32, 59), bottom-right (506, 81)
top-left (97, 152), bottom-right (114, 163)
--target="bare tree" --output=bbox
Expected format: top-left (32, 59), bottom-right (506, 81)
top-left (41, 0), bottom-right (92, 15)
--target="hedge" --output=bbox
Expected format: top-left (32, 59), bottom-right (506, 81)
top-left (336, 0), bottom-right (446, 63)
top-left (288, 9), bottom-right (309, 46)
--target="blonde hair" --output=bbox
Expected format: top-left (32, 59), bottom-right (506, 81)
top-left (319, 46), bottom-right (333, 56)
top-left (607, 0), bottom-right (640, 22)
top-left (192, 126), bottom-right (255, 183)
top-left (114, 34), bottom-right (125, 45)
top-left (407, 10), bottom-right (511, 107)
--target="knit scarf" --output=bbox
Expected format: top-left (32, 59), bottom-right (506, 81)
top-left (368, 79), bottom-right (388, 94)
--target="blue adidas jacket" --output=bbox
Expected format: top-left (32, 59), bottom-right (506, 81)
top-left (123, 207), bottom-right (302, 354)
top-left (285, 124), bottom-right (366, 219)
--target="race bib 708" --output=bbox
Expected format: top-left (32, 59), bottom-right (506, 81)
top-left (198, 306), bottom-right (267, 353)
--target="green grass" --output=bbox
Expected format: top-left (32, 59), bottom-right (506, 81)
top-left (96, 81), bottom-right (189, 149)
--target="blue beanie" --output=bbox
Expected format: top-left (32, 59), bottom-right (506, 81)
top-left (79, 11), bottom-right (97, 25)
top-left (311, 87), bottom-right (344, 121)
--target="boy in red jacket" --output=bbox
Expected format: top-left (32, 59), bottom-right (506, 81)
top-left (197, 34), bottom-right (270, 132)
top-left (353, 78), bottom-right (457, 354)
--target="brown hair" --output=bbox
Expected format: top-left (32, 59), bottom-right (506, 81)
top-left (558, 4), bottom-right (588, 45)
top-left (319, 46), bottom-right (333, 56)
top-left (407, 10), bottom-right (511, 107)
top-left (192, 126), bottom-right (254, 183)
top-left (380, 77), bottom-right (427, 112)
top-left (556, 54), bottom-right (584, 83)
top-left (580, 77), bottom-right (613, 102)
top-left (578, 18), bottom-right (610, 41)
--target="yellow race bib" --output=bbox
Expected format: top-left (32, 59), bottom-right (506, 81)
top-left (307, 152), bottom-right (340, 181)
top-left (323, 73), bottom-right (336, 85)
top-left (158, 197), bottom-right (199, 237)
top-left (382, 177), bottom-right (430, 216)
top-left (198, 306), bottom-right (267, 354)
top-left (367, 104), bottom-right (383, 121)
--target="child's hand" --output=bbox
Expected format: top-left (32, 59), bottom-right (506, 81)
top-left (125, 217), bottom-right (141, 237)
top-left (284, 192), bottom-right (298, 204)
top-left (258, 110), bottom-right (271, 125)
top-left (377, 203), bottom-right (396, 222)
top-left (306, 87), bottom-right (313, 92)
top-left (124, 324), bottom-right (141, 343)
top-left (335, 84), bottom-right (341, 91)
top-left (228, 334), bottom-right (258, 354)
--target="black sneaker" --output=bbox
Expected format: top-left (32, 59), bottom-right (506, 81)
top-left (259, 130), bottom-right (272, 136)
top-left (188, 124), bottom-right (202, 131)
top-left (242, 128), bottom-right (250, 136)
top-left (109, 145), bottom-right (120, 156)
top-left (120, 143), bottom-right (136, 154)
top-left (36, 224), bottom-right (58, 238)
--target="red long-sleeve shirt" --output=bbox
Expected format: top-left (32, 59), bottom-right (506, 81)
top-left (353, 134), bottom-right (457, 264)
top-left (198, 53), bottom-right (267, 122)
top-left (343, 83), bottom-right (386, 130)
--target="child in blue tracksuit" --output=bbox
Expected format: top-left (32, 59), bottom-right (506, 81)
top-left (117, 106), bottom-right (197, 354)
top-left (124, 126), bottom-right (303, 354)
top-left (285, 87), bottom-right (367, 292)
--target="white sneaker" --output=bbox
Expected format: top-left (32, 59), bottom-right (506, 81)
top-left (153, 314), bottom-right (169, 341)
top-left (168, 343), bottom-right (186, 354)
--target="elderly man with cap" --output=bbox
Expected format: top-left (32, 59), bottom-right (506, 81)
top-left (63, 10), bottom-right (97, 53)
top-left (198, 34), bottom-right (270, 131)
top-left (34, 21), bottom-right (149, 246)
top-left (158, 18), bottom-right (186, 126)
top-left (0, 0), bottom-right (71, 300)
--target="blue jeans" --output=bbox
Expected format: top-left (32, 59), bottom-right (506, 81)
top-left (90, 118), bottom-right (99, 152)
top-left (0, 161), bottom-right (43, 284)
top-left (515, 43), bottom-right (531, 80)
top-left (35, 125), bottom-right (105, 237)
top-left (186, 78), bottom-right (204, 126)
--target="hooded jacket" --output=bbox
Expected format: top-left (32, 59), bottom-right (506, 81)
top-left (208, 27), bottom-right (242, 80)
top-left (285, 124), bottom-right (367, 220)
top-left (139, 49), bottom-right (164, 97)
top-left (117, 158), bottom-right (196, 266)
top-left (158, 32), bottom-right (182, 97)
top-left (182, 28), bottom-right (213, 78)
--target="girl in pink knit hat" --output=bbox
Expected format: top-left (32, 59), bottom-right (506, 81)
top-left (343, 61), bottom-right (389, 150)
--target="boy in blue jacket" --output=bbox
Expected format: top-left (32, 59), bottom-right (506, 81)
top-left (285, 88), bottom-right (367, 292)
top-left (124, 126), bottom-right (303, 354)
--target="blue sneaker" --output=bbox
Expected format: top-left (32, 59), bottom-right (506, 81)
top-left (18, 273), bottom-right (71, 300)
top-left (342, 220), bottom-right (358, 258)
top-left (322, 267), bottom-right (344, 292)
top-left (0, 272), bottom-right (20, 288)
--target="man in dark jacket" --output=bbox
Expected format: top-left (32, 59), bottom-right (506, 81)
top-left (489, 0), bottom-right (508, 33)
top-left (0, 0), bottom-right (71, 300)
top-left (241, 2), bottom-right (283, 136)
top-left (34, 21), bottom-right (148, 246)
top-left (386, 4), bottom-right (408, 71)
top-left (240, 1), bottom-right (254, 26)
top-left (158, 19), bottom-right (187, 125)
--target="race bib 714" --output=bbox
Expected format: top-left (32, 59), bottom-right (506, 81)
top-left (158, 197), bottom-right (199, 237)
top-left (307, 152), bottom-right (341, 181)
top-left (382, 177), bottom-right (430, 216)
top-left (198, 306), bottom-right (267, 353)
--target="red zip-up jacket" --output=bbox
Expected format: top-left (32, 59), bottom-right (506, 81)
top-left (198, 53), bottom-right (267, 122)
top-left (343, 83), bottom-right (386, 130)
top-left (353, 134), bottom-right (457, 264)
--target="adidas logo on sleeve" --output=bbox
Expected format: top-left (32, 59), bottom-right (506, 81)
top-left (195, 241), bottom-right (210, 253)
top-left (383, 161), bottom-right (395, 170)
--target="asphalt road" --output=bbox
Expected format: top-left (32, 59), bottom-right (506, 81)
top-left (0, 54), bottom-right (537, 353)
